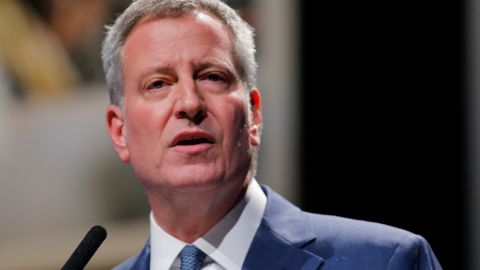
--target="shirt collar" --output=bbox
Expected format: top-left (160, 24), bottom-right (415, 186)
top-left (150, 179), bottom-right (267, 270)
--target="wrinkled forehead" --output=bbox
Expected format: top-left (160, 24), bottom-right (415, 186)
top-left (121, 10), bottom-right (244, 78)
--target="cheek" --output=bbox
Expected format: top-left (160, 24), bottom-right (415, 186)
top-left (123, 104), bottom-right (170, 180)
top-left (126, 108), bottom-right (153, 139)
top-left (221, 98), bottom-right (250, 149)
top-left (124, 100), bottom-right (170, 148)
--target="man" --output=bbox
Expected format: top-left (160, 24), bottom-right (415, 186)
top-left (102, 0), bottom-right (442, 269)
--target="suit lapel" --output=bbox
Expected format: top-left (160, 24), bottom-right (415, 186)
top-left (133, 244), bottom-right (150, 270)
top-left (242, 186), bottom-right (324, 270)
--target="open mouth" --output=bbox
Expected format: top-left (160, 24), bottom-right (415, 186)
top-left (176, 136), bottom-right (213, 146)
top-left (171, 133), bottom-right (215, 154)
top-left (171, 132), bottom-right (215, 148)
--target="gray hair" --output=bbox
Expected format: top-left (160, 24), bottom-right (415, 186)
top-left (101, 0), bottom-right (257, 106)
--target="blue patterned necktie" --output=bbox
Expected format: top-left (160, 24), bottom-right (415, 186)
top-left (179, 245), bottom-right (206, 270)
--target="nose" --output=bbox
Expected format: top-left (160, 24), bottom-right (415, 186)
top-left (173, 78), bottom-right (206, 124)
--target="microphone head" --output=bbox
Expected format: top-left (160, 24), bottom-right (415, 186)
top-left (61, 225), bottom-right (107, 270)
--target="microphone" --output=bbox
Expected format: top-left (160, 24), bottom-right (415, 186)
top-left (61, 225), bottom-right (107, 270)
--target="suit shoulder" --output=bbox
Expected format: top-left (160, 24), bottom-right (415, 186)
top-left (304, 212), bottom-right (420, 250)
top-left (261, 187), bottom-right (442, 268)
top-left (303, 213), bottom-right (442, 269)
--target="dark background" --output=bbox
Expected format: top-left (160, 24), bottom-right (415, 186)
top-left (299, 1), bottom-right (465, 270)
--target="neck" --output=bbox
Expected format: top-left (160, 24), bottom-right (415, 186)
top-left (147, 176), bottom-right (251, 243)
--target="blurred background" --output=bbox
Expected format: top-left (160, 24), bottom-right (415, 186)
top-left (0, 0), bottom-right (300, 269)
top-left (0, 0), bottom-right (467, 269)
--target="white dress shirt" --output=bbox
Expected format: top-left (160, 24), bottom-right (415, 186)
top-left (149, 179), bottom-right (267, 270)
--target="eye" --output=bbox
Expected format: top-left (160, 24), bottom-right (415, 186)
top-left (204, 72), bottom-right (227, 83)
top-left (146, 80), bottom-right (165, 90)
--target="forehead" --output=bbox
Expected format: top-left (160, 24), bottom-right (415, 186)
top-left (121, 11), bottom-right (241, 83)
top-left (124, 11), bottom-right (233, 53)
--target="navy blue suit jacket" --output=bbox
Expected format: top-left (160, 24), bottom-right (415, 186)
top-left (114, 186), bottom-right (442, 270)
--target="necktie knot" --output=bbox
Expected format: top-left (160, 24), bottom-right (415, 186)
top-left (179, 245), bottom-right (206, 270)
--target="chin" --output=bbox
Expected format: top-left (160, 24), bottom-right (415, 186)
top-left (162, 167), bottom-right (226, 192)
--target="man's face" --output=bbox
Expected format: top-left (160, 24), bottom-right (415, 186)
top-left (106, 12), bottom-right (261, 193)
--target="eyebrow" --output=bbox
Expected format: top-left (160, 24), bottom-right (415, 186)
top-left (147, 66), bottom-right (175, 76)
top-left (138, 60), bottom-right (237, 80)
top-left (193, 60), bottom-right (237, 76)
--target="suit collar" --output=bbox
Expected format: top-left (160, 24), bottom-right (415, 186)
top-left (119, 185), bottom-right (324, 270)
top-left (242, 186), bottom-right (324, 270)
top-left (261, 186), bottom-right (317, 247)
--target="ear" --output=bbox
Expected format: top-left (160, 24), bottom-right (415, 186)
top-left (106, 105), bottom-right (130, 163)
top-left (249, 88), bottom-right (262, 146)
